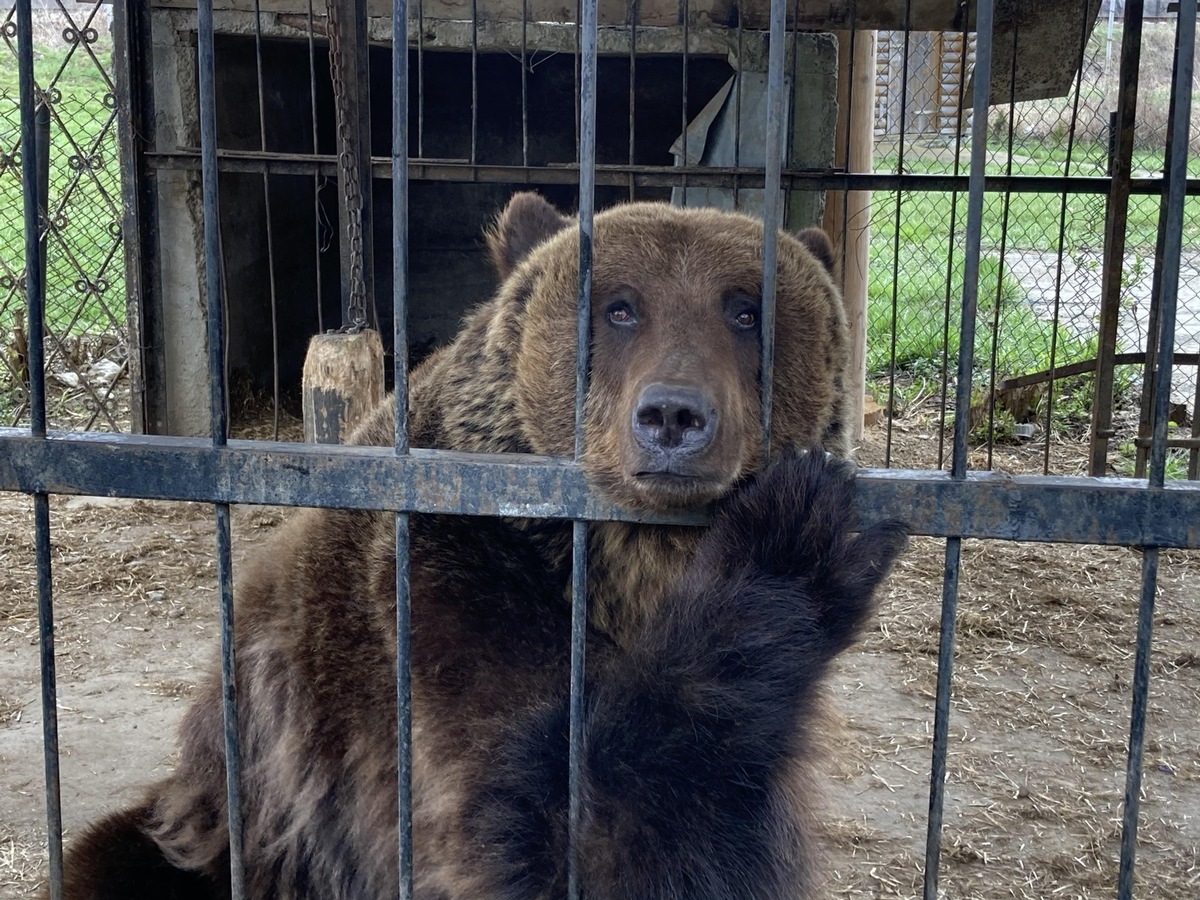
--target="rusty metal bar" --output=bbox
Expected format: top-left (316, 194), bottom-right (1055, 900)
top-left (4, 430), bottom-right (1200, 547)
top-left (197, 1), bottom-right (245, 896)
top-left (392, 0), bottom-right (413, 895)
top-left (567, 0), bottom-right (598, 894)
top-left (759, 0), bottom-right (787, 451)
top-left (925, 0), bottom-right (995, 895)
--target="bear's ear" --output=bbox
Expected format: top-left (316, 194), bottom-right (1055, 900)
top-left (486, 192), bottom-right (572, 280)
top-left (793, 227), bottom-right (838, 279)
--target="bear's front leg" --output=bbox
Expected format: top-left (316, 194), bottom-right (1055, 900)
top-left (470, 450), bottom-right (907, 900)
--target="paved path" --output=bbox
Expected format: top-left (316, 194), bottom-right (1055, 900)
top-left (1006, 247), bottom-right (1200, 405)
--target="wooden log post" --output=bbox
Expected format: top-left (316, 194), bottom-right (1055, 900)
top-left (823, 29), bottom-right (876, 442)
top-left (302, 330), bottom-right (384, 443)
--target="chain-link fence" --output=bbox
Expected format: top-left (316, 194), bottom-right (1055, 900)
top-left (868, 14), bottom-right (1200, 476)
top-left (0, 0), bottom-right (127, 431)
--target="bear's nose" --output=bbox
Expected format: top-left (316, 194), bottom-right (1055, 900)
top-left (632, 383), bottom-right (718, 455)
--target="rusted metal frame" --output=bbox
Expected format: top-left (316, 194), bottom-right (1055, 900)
top-left (925, 0), bottom-right (994, 896)
top-left (1041, 0), bottom-right (1094, 475)
top-left (837, 10), bottom-right (857, 377)
top-left (5, 429), bottom-right (1200, 547)
top-left (391, 1), bottom-right (413, 893)
top-left (143, 148), bottom-right (1200, 196)
top-left (197, 2), bottom-right (245, 897)
top-left (330, 0), bottom-right (375, 327)
top-left (1088, 0), bottom-right (1144, 476)
top-left (759, 0), bottom-right (787, 450)
top-left (17, 5), bottom-right (63, 899)
top-left (567, 1), bottom-right (597, 894)
top-left (985, 14), bottom-right (1021, 471)
top-left (885, 0), bottom-right (914, 468)
top-left (252, 0), bottom-right (283, 439)
top-left (306, 0), bottom-right (325, 332)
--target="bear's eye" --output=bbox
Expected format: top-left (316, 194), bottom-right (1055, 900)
top-left (734, 309), bottom-right (758, 329)
top-left (606, 302), bottom-right (637, 327)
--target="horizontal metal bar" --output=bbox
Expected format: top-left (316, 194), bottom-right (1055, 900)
top-left (143, 151), bottom-right (1200, 196)
top-left (2, 430), bottom-right (1199, 547)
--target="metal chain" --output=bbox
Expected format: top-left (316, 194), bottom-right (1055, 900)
top-left (325, 0), bottom-right (368, 329)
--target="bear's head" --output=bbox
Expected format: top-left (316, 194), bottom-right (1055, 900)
top-left (486, 192), bottom-right (849, 515)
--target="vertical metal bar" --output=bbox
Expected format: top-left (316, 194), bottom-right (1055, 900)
top-left (679, 0), bottom-right (689, 205)
top-left (522, 0), bottom-right (529, 168)
top-left (936, 20), bottom-right (971, 471)
top-left (392, 2), bottom-right (414, 896)
top-left (252, 0), bottom-right (282, 440)
top-left (885, 7), bottom-right (913, 469)
top-left (308, 0), bottom-right (324, 333)
top-left (1145, 0), bottom-right (1195, 490)
top-left (923, 534), bottom-right (961, 900)
top-left (732, 9), bottom-right (743, 209)
top-left (21, 9), bottom-right (60, 893)
top-left (1041, 2), bottom-right (1093, 474)
top-left (759, 0), bottom-right (787, 452)
top-left (1119, 546), bottom-right (1161, 899)
top-left (418, 0), bottom-right (425, 159)
top-left (568, 3), bottom-right (597, 898)
top-left (948, 0), bottom-right (993, 482)
top-left (470, 0), bottom-right (478, 167)
top-left (18, 0), bottom-right (45, 435)
top-left (214, 503), bottom-right (243, 898)
top-left (197, 3), bottom-right (245, 897)
top-left (34, 493), bottom-right (62, 900)
top-left (925, 3), bottom-right (994, 897)
top-left (1089, 0), bottom-right (1144, 476)
top-left (627, 0), bottom-right (637, 200)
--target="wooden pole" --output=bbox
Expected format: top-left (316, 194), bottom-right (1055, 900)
top-left (824, 29), bottom-right (877, 441)
top-left (302, 330), bottom-right (384, 443)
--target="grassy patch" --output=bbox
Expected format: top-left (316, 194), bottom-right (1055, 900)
top-left (0, 38), bottom-right (123, 337)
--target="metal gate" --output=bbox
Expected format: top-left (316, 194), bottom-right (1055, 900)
top-left (2, 1), bottom-right (1199, 899)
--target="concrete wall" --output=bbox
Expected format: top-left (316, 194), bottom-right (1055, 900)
top-left (145, 9), bottom-right (837, 435)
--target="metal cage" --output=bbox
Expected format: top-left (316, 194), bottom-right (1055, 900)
top-left (3, 1), bottom-right (1199, 898)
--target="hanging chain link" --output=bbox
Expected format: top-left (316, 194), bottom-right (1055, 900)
top-left (325, 0), bottom-right (368, 330)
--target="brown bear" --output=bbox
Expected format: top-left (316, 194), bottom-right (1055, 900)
top-left (55, 194), bottom-right (905, 900)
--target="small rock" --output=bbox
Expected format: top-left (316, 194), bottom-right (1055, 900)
top-left (147, 590), bottom-right (166, 603)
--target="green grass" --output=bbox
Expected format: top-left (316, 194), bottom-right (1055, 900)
top-left (1, 40), bottom-right (124, 337)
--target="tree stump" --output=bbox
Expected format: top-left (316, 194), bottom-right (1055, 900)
top-left (302, 329), bottom-right (384, 444)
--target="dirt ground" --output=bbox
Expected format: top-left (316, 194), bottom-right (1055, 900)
top-left (0, 414), bottom-right (1197, 898)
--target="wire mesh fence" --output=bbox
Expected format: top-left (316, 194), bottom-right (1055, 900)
top-left (868, 13), bottom-right (1200, 476)
top-left (0, 0), bottom-right (128, 431)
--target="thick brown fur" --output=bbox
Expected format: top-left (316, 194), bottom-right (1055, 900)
top-left (56, 195), bottom-right (905, 900)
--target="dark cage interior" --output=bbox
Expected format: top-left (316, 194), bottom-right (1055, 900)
top-left (212, 34), bottom-right (733, 407)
